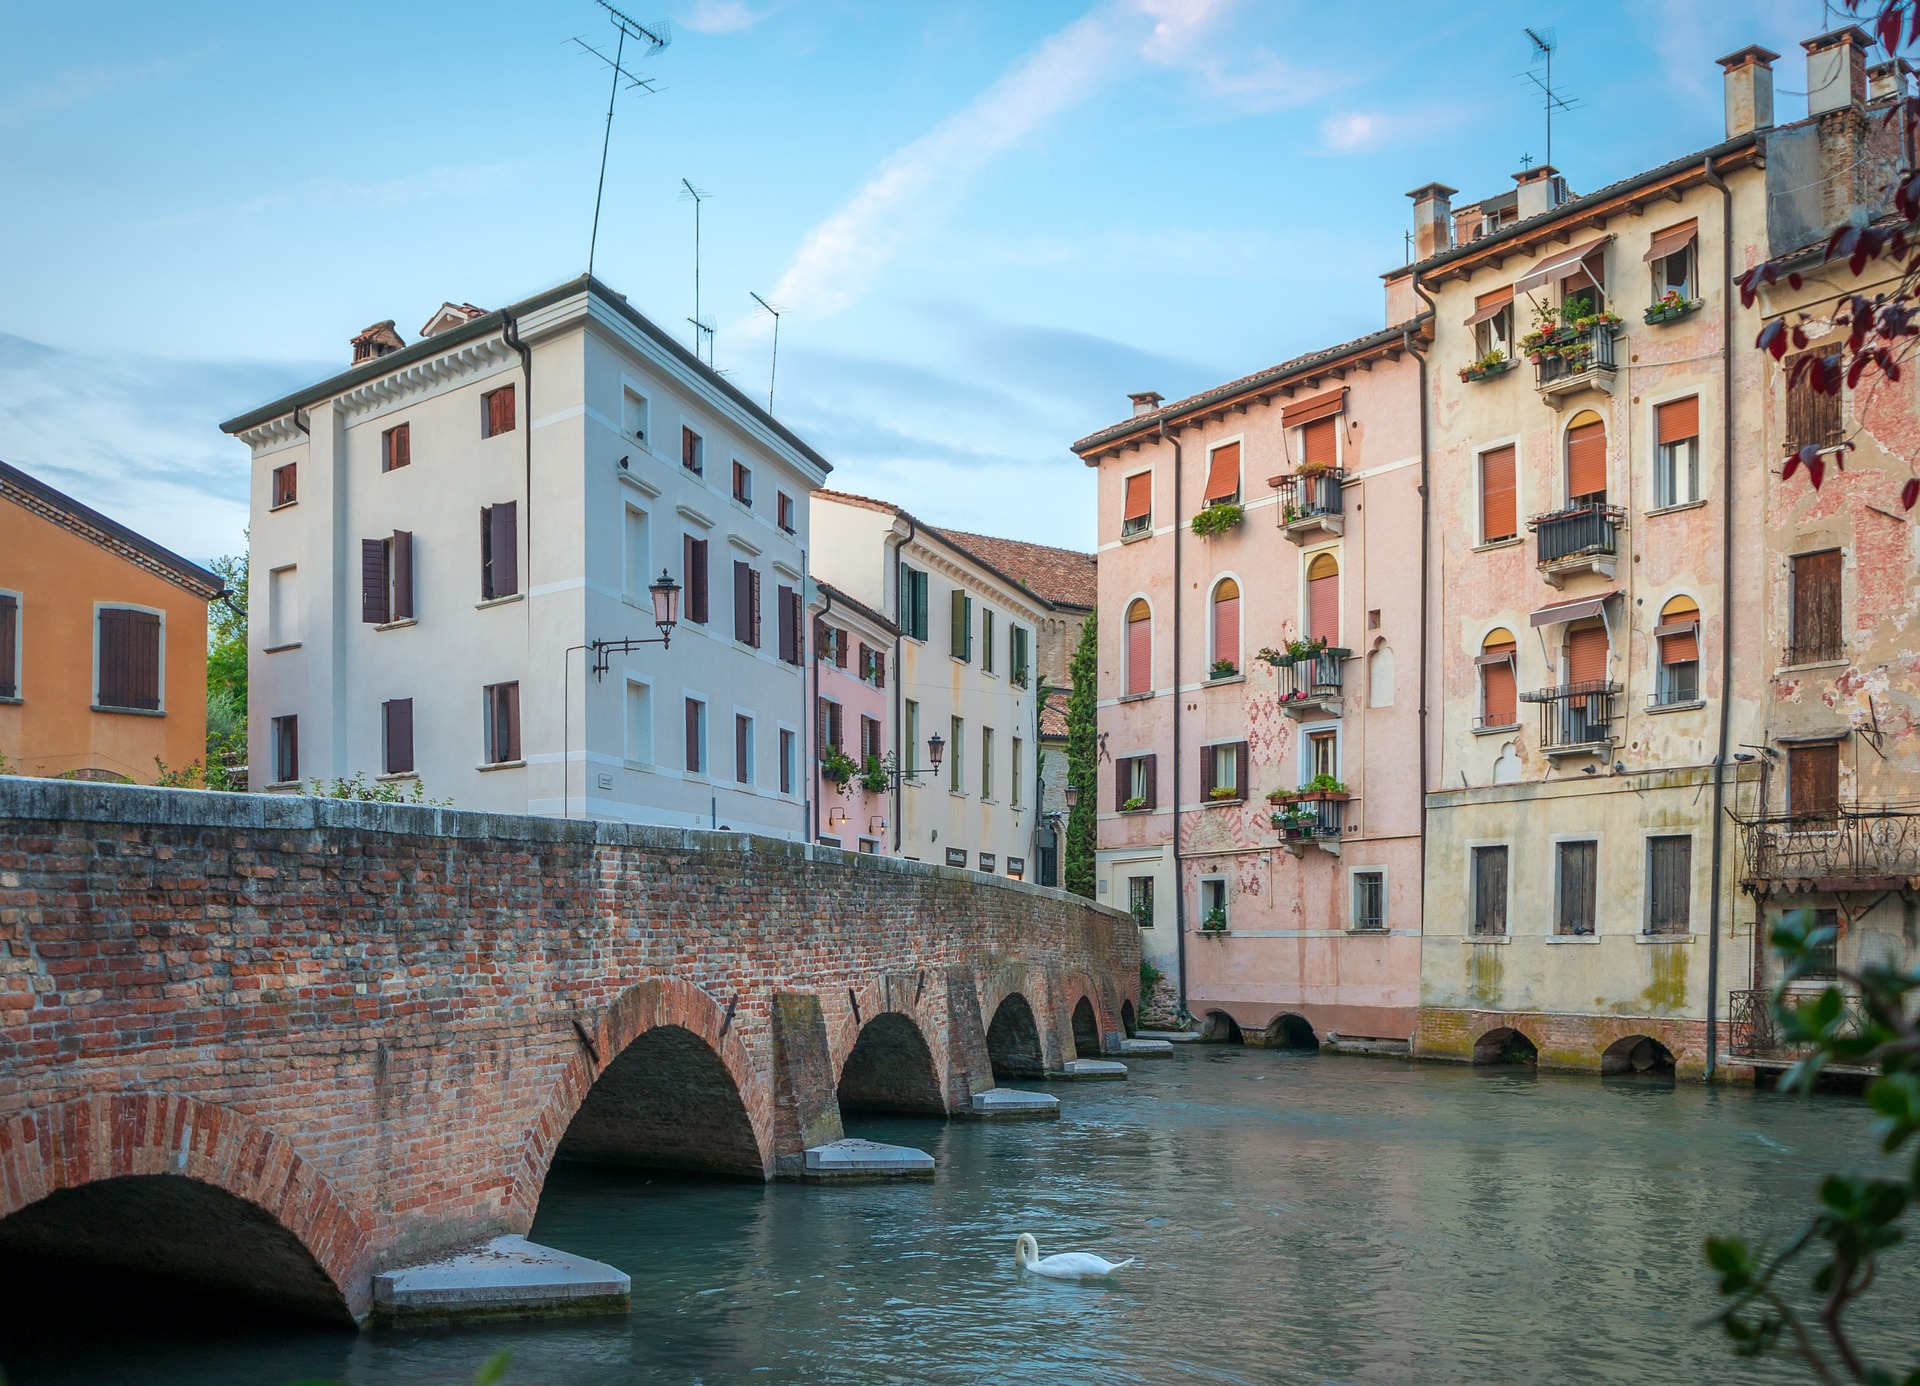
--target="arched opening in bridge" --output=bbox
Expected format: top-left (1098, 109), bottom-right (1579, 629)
top-left (1200, 1010), bottom-right (1244, 1045)
top-left (986, 993), bottom-right (1046, 1078)
top-left (0, 1175), bottom-right (352, 1328)
top-left (1472, 1026), bottom-right (1539, 1067)
top-left (838, 1012), bottom-right (945, 1114)
top-left (1601, 1034), bottom-right (1676, 1077)
top-left (1121, 999), bottom-right (1137, 1037)
top-left (1265, 1013), bottom-right (1320, 1052)
top-left (1071, 997), bottom-right (1102, 1057)
top-left (557, 1024), bottom-right (764, 1177)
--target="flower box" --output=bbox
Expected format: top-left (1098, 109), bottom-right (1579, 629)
top-left (1209, 661), bottom-right (1240, 679)
top-left (1643, 297), bottom-right (1701, 325)
top-left (1460, 358), bottom-right (1515, 383)
top-left (1121, 797), bottom-right (1147, 813)
top-left (1190, 502), bottom-right (1244, 538)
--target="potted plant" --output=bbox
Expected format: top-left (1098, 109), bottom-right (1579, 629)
top-left (1200, 907), bottom-right (1228, 933)
top-left (1207, 785), bottom-right (1240, 801)
top-left (1297, 458), bottom-right (1335, 479)
top-left (1209, 658), bottom-right (1239, 679)
top-left (1266, 787), bottom-right (1302, 805)
top-left (1644, 287), bottom-right (1701, 324)
top-left (1270, 807), bottom-right (1315, 839)
top-left (1121, 795), bottom-right (1147, 812)
top-left (1281, 502), bottom-right (1299, 523)
top-left (821, 747), bottom-right (856, 789)
top-left (1299, 773), bottom-right (1349, 801)
top-left (1459, 349), bottom-right (1512, 382)
top-left (1190, 501), bottom-right (1244, 538)
top-left (857, 756), bottom-right (889, 795)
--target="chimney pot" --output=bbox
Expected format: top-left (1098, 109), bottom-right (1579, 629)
top-left (1803, 27), bottom-right (1870, 117)
top-left (349, 320), bottom-right (405, 365)
top-left (1512, 164), bottom-right (1562, 221)
top-left (1868, 58), bottom-right (1915, 104)
top-left (1128, 391), bottom-right (1164, 418)
top-left (1718, 44), bottom-right (1779, 137)
top-left (1406, 182), bottom-right (1458, 261)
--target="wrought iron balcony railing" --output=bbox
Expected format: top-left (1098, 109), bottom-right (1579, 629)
top-left (1275, 470), bottom-right (1345, 522)
top-left (1738, 801), bottom-right (1920, 890)
top-left (1519, 680), bottom-right (1621, 752)
top-left (1529, 503), bottom-right (1625, 567)
top-left (1726, 987), bottom-right (1866, 1064)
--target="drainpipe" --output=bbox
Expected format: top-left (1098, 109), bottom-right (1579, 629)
top-left (814, 583), bottom-right (836, 846)
top-left (1161, 419), bottom-right (1188, 1019)
top-left (502, 311), bottom-right (537, 794)
top-left (887, 518), bottom-right (917, 853)
top-left (1406, 287), bottom-right (1436, 1003)
top-left (1702, 155), bottom-right (1736, 1082)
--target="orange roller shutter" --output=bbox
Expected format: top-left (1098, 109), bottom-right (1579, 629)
top-left (1213, 592), bottom-right (1240, 667)
top-left (1482, 652), bottom-right (1516, 727)
top-left (1123, 472), bottom-right (1152, 521)
top-left (1302, 417), bottom-right (1338, 469)
top-left (1656, 396), bottom-right (1700, 444)
top-left (1566, 421), bottom-right (1608, 501)
top-left (1657, 621), bottom-right (1699, 663)
top-left (1464, 286), bottom-right (1514, 327)
top-left (1308, 570), bottom-right (1339, 644)
top-left (1480, 445), bottom-right (1517, 541)
top-left (1643, 219), bottom-right (1698, 263)
top-left (1204, 443), bottom-right (1240, 504)
top-left (1126, 612), bottom-right (1151, 695)
top-left (1567, 626), bottom-right (1609, 685)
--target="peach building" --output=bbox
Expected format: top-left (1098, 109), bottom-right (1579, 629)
top-left (1074, 327), bottom-right (1427, 1046)
top-left (810, 580), bottom-right (898, 853)
top-left (0, 459), bottom-right (221, 783)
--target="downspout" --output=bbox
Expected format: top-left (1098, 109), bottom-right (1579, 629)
top-left (502, 312), bottom-right (538, 796)
top-left (814, 584), bottom-right (836, 847)
top-left (1161, 419), bottom-right (1188, 1019)
top-left (1702, 154), bottom-right (1735, 1081)
top-left (798, 542), bottom-right (809, 842)
top-left (1406, 285), bottom-right (1436, 1007)
top-left (887, 518), bottom-right (917, 852)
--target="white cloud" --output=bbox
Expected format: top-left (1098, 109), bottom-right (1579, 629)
top-left (676, 0), bottom-right (781, 35)
top-left (1315, 105), bottom-right (1464, 155)
top-left (0, 49), bottom-right (213, 126)
top-left (146, 165), bottom-right (522, 229)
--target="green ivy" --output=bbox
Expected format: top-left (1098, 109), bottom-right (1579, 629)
top-left (1189, 503), bottom-right (1244, 538)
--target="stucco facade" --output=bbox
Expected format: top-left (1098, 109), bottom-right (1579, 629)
top-left (810, 581), bottom-right (897, 853)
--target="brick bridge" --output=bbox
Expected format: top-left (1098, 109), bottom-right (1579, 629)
top-left (0, 780), bottom-right (1138, 1325)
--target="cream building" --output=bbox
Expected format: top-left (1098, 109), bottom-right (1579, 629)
top-left (224, 275), bottom-right (829, 836)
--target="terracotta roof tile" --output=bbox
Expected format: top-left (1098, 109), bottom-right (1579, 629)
top-left (939, 530), bottom-right (1096, 611)
top-left (1039, 689), bottom-right (1070, 740)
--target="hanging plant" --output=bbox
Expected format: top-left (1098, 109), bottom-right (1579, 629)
top-left (821, 747), bottom-right (856, 788)
top-left (1190, 502), bottom-right (1244, 538)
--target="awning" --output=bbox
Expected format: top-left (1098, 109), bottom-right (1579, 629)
top-left (1473, 649), bottom-right (1518, 667)
top-left (1530, 591), bottom-right (1618, 627)
top-left (1515, 236), bottom-right (1611, 294)
top-left (1464, 285), bottom-right (1514, 328)
top-left (1643, 218), bottom-right (1699, 263)
top-left (1281, 386), bottom-right (1345, 427)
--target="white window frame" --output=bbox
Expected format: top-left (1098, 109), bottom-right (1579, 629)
top-left (1473, 304), bottom-right (1515, 362)
top-left (0, 587), bottom-right (20, 702)
top-left (623, 673), bottom-right (655, 768)
top-left (1559, 409), bottom-right (1610, 508)
top-left (1204, 433), bottom-right (1245, 506)
top-left (1647, 389), bottom-right (1706, 510)
top-left (92, 601), bottom-right (167, 713)
top-left (1299, 722), bottom-right (1342, 788)
top-left (1473, 433), bottom-right (1523, 547)
top-left (620, 377), bottom-right (652, 450)
top-left (679, 417), bottom-right (706, 477)
top-left (948, 715), bottom-right (965, 796)
top-left (980, 725), bottom-right (995, 801)
top-left (1010, 735), bottom-right (1023, 808)
top-left (1199, 876), bottom-right (1229, 929)
top-left (1300, 544), bottom-right (1341, 647)
top-left (1653, 240), bottom-right (1696, 302)
top-left (1120, 468), bottom-right (1153, 537)
top-left (266, 564), bottom-right (299, 648)
top-left (622, 503), bottom-right (653, 607)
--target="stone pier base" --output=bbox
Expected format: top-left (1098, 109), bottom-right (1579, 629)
top-left (1415, 1007), bottom-right (1711, 1080)
top-left (372, 1236), bottom-right (629, 1323)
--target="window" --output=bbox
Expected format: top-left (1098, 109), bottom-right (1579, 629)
top-left (1300, 416), bottom-right (1338, 471)
top-left (818, 699), bottom-right (844, 757)
top-left (1305, 729), bottom-right (1337, 784)
top-left (272, 462), bottom-right (298, 507)
top-left (1477, 628), bottom-right (1518, 729)
top-left (482, 385), bottom-right (515, 439)
top-left (814, 621), bottom-right (847, 667)
top-left (681, 425), bottom-right (704, 475)
top-left (735, 713), bottom-right (754, 785)
top-left (904, 700), bottom-right (920, 774)
top-left (1647, 219), bottom-right (1697, 300)
top-left (732, 460), bottom-right (753, 506)
top-left (1479, 444), bottom-right (1516, 542)
top-left (682, 535), bottom-right (710, 624)
top-left (0, 592), bottom-right (16, 699)
top-left (1565, 624), bottom-right (1610, 689)
top-left (1655, 396), bottom-right (1701, 507)
top-left (779, 728), bottom-right (796, 794)
top-left (1565, 410), bottom-right (1607, 505)
top-left (950, 589), bottom-right (974, 661)
top-left (949, 716), bottom-right (964, 790)
top-left (1011, 737), bottom-right (1023, 807)
top-left (1200, 878), bottom-right (1228, 929)
top-left (1125, 598), bottom-right (1152, 696)
top-left (96, 607), bottom-right (161, 711)
top-left (1801, 908), bottom-right (1841, 978)
top-left (481, 503), bottom-right (519, 600)
top-left (981, 726), bottom-right (995, 799)
top-left (267, 565), bottom-right (299, 647)
top-left (1647, 835), bottom-right (1692, 934)
top-left (1203, 442), bottom-right (1240, 506)
top-left (1352, 870), bottom-right (1385, 931)
top-left (777, 585), bottom-right (803, 665)
top-left (625, 680), bottom-right (653, 764)
top-left (684, 697), bottom-right (707, 775)
top-left (1789, 549), bottom-right (1842, 664)
top-left (777, 491), bottom-right (796, 533)
top-left (1555, 840), bottom-right (1597, 936)
top-left (1211, 578), bottom-right (1240, 672)
top-left (1471, 846), bottom-right (1508, 937)
top-left (1785, 351), bottom-right (1843, 452)
top-left (1122, 470), bottom-right (1153, 537)
top-left (1306, 553), bottom-right (1340, 645)
top-left (1654, 596), bottom-right (1701, 705)
top-left (1469, 287), bottom-right (1515, 360)
top-left (623, 506), bottom-right (652, 604)
top-left (982, 608), bottom-right (997, 673)
top-left (1129, 876), bottom-right (1155, 927)
top-left (383, 698), bottom-right (414, 775)
top-left (898, 565), bottom-right (929, 640)
top-left (382, 423), bottom-right (410, 472)
top-left (1116, 753), bottom-right (1156, 811)
top-left (483, 682), bottom-right (521, 765)
top-left (859, 643), bottom-right (886, 687)
top-left (1202, 741), bottom-right (1247, 802)
top-left (361, 531), bottom-right (414, 625)
top-left (860, 714), bottom-right (882, 766)
top-left (1788, 741), bottom-right (1841, 823)
top-left (271, 714), bottom-right (299, 784)
top-left (732, 560), bottom-right (762, 648)
top-left (622, 386), bottom-right (650, 445)
top-left (1010, 626), bottom-right (1030, 687)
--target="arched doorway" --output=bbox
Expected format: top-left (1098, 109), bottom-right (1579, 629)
top-left (1472, 1026), bottom-right (1539, 1066)
top-left (1265, 1013), bottom-right (1320, 1052)
top-left (557, 1024), bottom-right (765, 1177)
top-left (1071, 997), bottom-right (1102, 1057)
top-left (1200, 1010), bottom-right (1244, 1045)
top-left (838, 1012), bottom-right (945, 1114)
top-left (1601, 1034), bottom-right (1676, 1077)
top-left (986, 993), bottom-right (1046, 1078)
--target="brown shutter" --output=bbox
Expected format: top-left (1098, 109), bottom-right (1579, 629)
top-left (391, 530), bottom-right (413, 620)
top-left (273, 462), bottom-right (298, 505)
top-left (1785, 353), bottom-right (1843, 451)
top-left (1656, 396), bottom-right (1699, 445)
top-left (685, 538), bottom-right (709, 623)
top-left (384, 698), bottom-right (414, 774)
top-left (834, 628), bottom-right (849, 669)
top-left (128, 610), bottom-right (160, 710)
top-left (486, 386), bottom-right (515, 436)
top-left (733, 561), bottom-right (751, 643)
top-left (736, 715), bottom-right (749, 781)
top-left (1234, 742), bottom-right (1249, 800)
top-left (489, 502), bottom-right (518, 597)
top-left (1566, 420), bottom-right (1608, 501)
top-left (1144, 754), bottom-right (1158, 810)
top-left (830, 701), bottom-right (843, 752)
top-left (504, 682), bottom-right (520, 762)
top-left (1212, 590), bottom-right (1239, 666)
top-left (1482, 657), bottom-right (1517, 727)
top-left (875, 649), bottom-right (886, 688)
top-left (790, 590), bottom-right (804, 662)
top-left (1127, 609), bottom-right (1151, 695)
top-left (0, 593), bottom-right (16, 697)
top-left (1200, 744), bottom-right (1216, 798)
top-left (1464, 285), bottom-right (1514, 327)
top-left (361, 539), bottom-right (390, 624)
top-left (1281, 387), bottom-right (1344, 427)
top-left (749, 569), bottom-right (762, 648)
top-left (1567, 625), bottom-right (1609, 686)
top-left (393, 422), bottom-right (410, 468)
top-left (1123, 471), bottom-right (1152, 521)
top-left (1308, 571), bottom-right (1339, 644)
top-left (1115, 757), bottom-right (1130, 811)
top-left (1301, 417), bottom-right (1338, 469)
top-left (1792, 550), bottom-right (1842, 662)
top-left (686, 698), bottom-right (701, 772)
top-left (1480, 445), bottom-right (1517, 541)
top-left (1789, 742), bottom-right (1841, 820)
top-left (1203, 443), bottom-right (1240, 504)
top-left (778, 585), bottom-right (796, 662)
top-left (96, 609), bottom-right (127, 707)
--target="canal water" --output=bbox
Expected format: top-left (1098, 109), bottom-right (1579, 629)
top-left (5, 1048), bottom-right (1918, 1385)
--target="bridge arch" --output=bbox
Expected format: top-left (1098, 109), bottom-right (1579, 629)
top-left (984, 991), bottom-right (1047, 1078)
top-left (1071, 997), bottom-right (1101, 1057)
top-left (0, 1093), bottom-right (366, 1323)
top-left (1264, 1012), bottom-right (1320, 1052)
top-left (837, 1012), bottom-right (947, 1114)
top-left (1472, 1024), bottom-right (1541, 1066)
top-left (1601, 1034), bottom-right (1676, 1076)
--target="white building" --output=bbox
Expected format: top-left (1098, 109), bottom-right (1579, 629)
top-left (810, 491), bottom-right (1091, 881)
top-left (223, 276), bottom-right (829, 836)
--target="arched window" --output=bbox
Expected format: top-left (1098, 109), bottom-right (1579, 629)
top-left (1211, 578), bottom-right (1240, 673)
top-left (1125, 598), bottom-right (1152, 696)
top-left (1477, 627), bottom-right (1517, 729)
top-left (1306, 553), bottom-right (1340, 645)
top-left (1655, 595), bottom-right (1701, 705)
top-left (1565, 409), bottom-right (1607, 506)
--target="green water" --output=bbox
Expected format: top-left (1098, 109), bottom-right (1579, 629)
top-left (5, 1049), bottom-right (1917, 1384)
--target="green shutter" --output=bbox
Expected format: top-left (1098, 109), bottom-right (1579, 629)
top-left (964, 595), bottom-right (974, 660)
top-left (951, 588), bottom-right (970, 660)
top-left (913, 571), bottom-right (927, 640)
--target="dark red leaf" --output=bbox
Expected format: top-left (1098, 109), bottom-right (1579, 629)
top-left (1791, 324), bottom-right (1809, 350)
top-left (1784, 452), bottom-right (1801, 481)
top-left (1757, 319), bottom-right (1789, 359)
top-left (1901, 477), bottom-right (1919, 510)
top-left (1807, 454), bottom-right (1827, 489)
top-left (1789, 271), bottom-right (1805, 290)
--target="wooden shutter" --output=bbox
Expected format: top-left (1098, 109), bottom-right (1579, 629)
top-left (278, 716), bottom-right (299, 783)
top-left (1123, 471), bottom-right (1152, 522)
top-left (688, 538), bottom-right (709, 623)
top-left (1234, 742), bottom-right (1249, 800)
top-left (830, 701), bottom-right (844, 752)
top-left (749, 569), bottom-right (762, 648)
top-left (1204, 443), bottom-right (1240, 503)
top-left (1656, 396), bottom-right (1699, 445)
top-left (1565, 419), bottom-right (1608, 501)
top-left (1792, 550), bottom-right (1842, 662)
top-left (1115, 757), bottom-right (1131, 812)
top-left (1308, 563), bottom-right (1339, 644)
top-left (1143, 754), bottom-right (1157, 810)
top-left (1480, 445), bottom-right (1517, 541)
top-left (1475, 847), bottom-right (1508, 934)
top-left (361, 539), bottom-right (390, 624)
top-left (486, 386), bottom-right (515, 437)
top-left (736, 715), bottom-right (750, 781)
top-left (1213, 588), bottom-right (1240, 667)
top-left (1786, 352), bottom-right (1843, 450)
top-left (1648, 836), bottom-right (1691, 932)
top-left (833, 627), bottom-right (849, 669)
top-left (273, 462), bottom-right (297, 505)
top-left (1567, 625), bottom-right (1609, 686)
top-left (791, 590), bottom-right (805, 662)
top-left (1281, 387), bottom-right (1344, 427)
top-left (503, 682), bottom-right (520, 762)
top-left (384, 698), bottom-right (414, 775)
top-left (96, 608), bottom-right (129, 708)
top-left (1789, 742), bottom-right (1841, 820)
top-left (1557, 842), bottom-right (1596, 935)
top-left (489, 503), bottom-right (518, 598)
top-left (778, 586), bottom-right (797, 663)
top-left (1127, 609), bottom-right (1151, 695)
top-left (391, 530), bottom-right (413, 620)
top-left (1200, 744), bottom-right (1216, 797)
top-left (733, 561), bottom-right (751, 643)
top-left (393, 422), bottom-right (410, 468)
top-left (1301, 417), bottom-right (1338, 469)
top-left (1480, 642), bottom-right (1517, 727)
top-left (0, 593), bottom-right (15, 697)
top-left (873, 648), bottom-right (886, 688)
top-left (686, 698), bottom-right (702, 772)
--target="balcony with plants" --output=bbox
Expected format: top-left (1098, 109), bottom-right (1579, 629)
top-left (1272, 465), bottom-right (1346, 543)
top-left (1268, 775), bottom-right (1349, 854)
top-left (1259, 639), bottom-right (1347, 719)
top-left (1528, 502), bottom-right (1625, 587)
top-left (1643, 287), bottom-right (1701, 325)
top-left (1521, 295), bottom-right (1622, 404)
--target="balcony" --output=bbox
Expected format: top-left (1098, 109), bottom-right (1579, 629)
top-left (1519, 680), bottom-right (1621, 757)
top-left (1528, 504), bottom-right (1624, 587)
top-left (1273, 470), bottom-right (1346, 543)
top-left (1274, 648), bottom-right (1347, 719)
top-left (1738, 801), bottom-right (1920, 893)
top-left (1271, 792), bottom-right (1347, 855)
top-left (1533, 323), bottom-right (1619, 404)
top-left (1726, 987), bottom-right (1871, 1073)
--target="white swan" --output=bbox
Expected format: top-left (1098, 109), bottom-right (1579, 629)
top-left (1014, 1232), bottom-right (1134, 1279)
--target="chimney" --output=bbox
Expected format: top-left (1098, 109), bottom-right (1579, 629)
top-left (1513, 164), bottom-right (1561, 221)
top-left (1717, 45), bottom-right (1778, 137)
top-left (350, 320), bottom-right (405, 365)
top-left (1868, 58), bottom-right (1915, 104)
top-left (1804, 27), bottom-right (1870, 117)
top-left (1406, 183), bottom-right (1458, 260)
top-left (1128, 391), bottom-right (1164, 418)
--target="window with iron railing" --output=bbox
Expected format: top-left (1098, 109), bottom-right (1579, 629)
top-left (1521, 680), bottom-right (1621, 750)
top-left (1535, 322), bottom-right (1618, 387)
top-left (1352, 870), bottom-right (1385, 931)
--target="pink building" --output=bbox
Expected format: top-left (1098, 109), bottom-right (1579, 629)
top-left (1073, 325), bottom-right (1426, 1046)
top-left (810, 581), bottom-right (898, 853)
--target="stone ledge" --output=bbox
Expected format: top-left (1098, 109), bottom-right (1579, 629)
top-left (1061, 1058), bottom-right (1128, 1080)
top-left (372, 1236), bottom-right (629, 1324)
top-left (963, 1087), bottom-right (1060, 1120)
top-left (801, 1138), bottom-right (935, 1180)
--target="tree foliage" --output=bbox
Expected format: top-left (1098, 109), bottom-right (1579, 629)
top-left (1063, 609), bottom-right (1097, 899)
top-left (206, 545), bottom-right (249, 777)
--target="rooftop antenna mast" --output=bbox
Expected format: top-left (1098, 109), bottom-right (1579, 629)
top-left (1521, 27), bottom-right (1580, 172)
top-left (575, 0), bottom-right (670, 279)
top-left (680, 178), bottom-right (714, 366)
top-left (750, 292), bottom-right (781, 412)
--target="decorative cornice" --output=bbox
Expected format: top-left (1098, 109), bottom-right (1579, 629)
top-left (335, 338), bottom-right (517, 420)
top-left (0, 475), bottom-right (221, 599)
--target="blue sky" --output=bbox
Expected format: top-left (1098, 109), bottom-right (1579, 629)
top-left (0, 0), bottom-right (1817, 563)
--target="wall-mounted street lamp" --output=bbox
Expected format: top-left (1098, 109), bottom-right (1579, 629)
top-left (590, 571), bottom-right (681, 679)
top-left (862, 732), bottom-right (946, 795)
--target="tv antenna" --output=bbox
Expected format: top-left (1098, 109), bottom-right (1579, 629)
top-left (1520, 27), bottom-right (1581, 172)
top-left (680, 178), bottom-right (713, 365)
top-left (574, 2), bottom-right (669, 279)
top-left (750, 292), bottom-right (781, 412)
